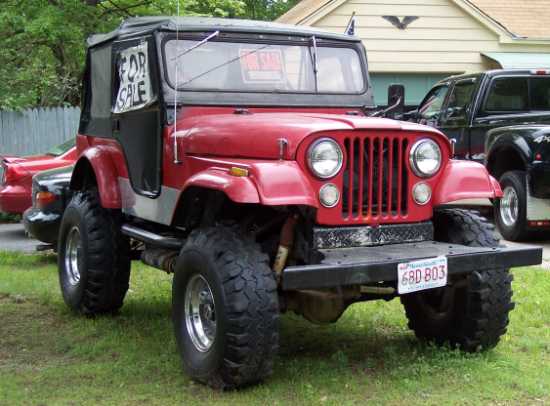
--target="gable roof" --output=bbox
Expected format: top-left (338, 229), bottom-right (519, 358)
top-left (277, 0), bottom-right (550, 41)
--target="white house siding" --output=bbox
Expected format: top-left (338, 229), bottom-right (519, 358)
top-left (313, 0), bottom-right (550, 74)
top-left (281, 0), bottom-right (550, 105)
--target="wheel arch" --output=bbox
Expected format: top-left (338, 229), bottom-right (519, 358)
top-left (70, 148), bottom-right (121, 209)
top-left (485, 130), bottom-right (531, 180)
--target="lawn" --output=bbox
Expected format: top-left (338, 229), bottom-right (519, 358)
top-left (0, 252), bottom-right (548, 405)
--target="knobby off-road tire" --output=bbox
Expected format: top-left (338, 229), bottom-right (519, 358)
top-left (58, 190), bottom-right (131, 315)
top-left (494, 170), bottom-right (530, 241)
top-left (401, 209), bottom-right (514, 352)
top-left (172, 227), bottom-right (279, 390)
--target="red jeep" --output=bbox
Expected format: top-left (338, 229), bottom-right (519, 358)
top-left (58, 17), bottom-right (541, 389)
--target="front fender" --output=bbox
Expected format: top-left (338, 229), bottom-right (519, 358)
top-left (433, 160), bottom-right (502, 206)
top-left (71, 146), bottom-right (121, 208)
top-left (182, 160), bottom-right (318, 208)
top-left (249, 162), bottom-right (318, 207)
top-left (183, 168), bottom-right (260, 203)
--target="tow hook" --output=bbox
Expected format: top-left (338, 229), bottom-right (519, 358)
top-left (272, 214), bottom-right (298, 280)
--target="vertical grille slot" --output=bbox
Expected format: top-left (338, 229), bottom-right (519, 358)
top-left (342, 135), bottom-right (409, 221)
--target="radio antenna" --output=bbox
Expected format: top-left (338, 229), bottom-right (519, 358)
top-left (173, 0), bottom-right (181, 164)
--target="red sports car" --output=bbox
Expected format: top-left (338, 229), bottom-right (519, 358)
top-left (0, 139), bottom-right (76, 214)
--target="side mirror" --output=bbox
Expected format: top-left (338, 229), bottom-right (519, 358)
top-left (387, 84), bottom-right (405, 115)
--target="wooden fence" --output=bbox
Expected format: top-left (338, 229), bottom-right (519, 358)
top-left (0, 107), bottom-right (81, 156)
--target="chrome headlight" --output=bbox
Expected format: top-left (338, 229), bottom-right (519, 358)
top-left (410, 139), bottom-right (442, 177)
top-left (307, 138), bottom-right (343, 179)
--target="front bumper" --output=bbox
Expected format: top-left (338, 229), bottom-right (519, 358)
top-left (281, 241), bottom-right (542, 291)
top-left (22, 207), bottom-right (62, 244)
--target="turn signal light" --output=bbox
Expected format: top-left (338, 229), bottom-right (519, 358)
top-left (36, 191), bottom-right (57, 209)
top-left (229, 167), bottom-right (249, 177)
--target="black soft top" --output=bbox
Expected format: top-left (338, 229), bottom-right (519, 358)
top-left (87, 16), bottom-right (360, 48)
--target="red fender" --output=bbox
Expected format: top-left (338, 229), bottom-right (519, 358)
top-left (182, 161), bottom-right (317, 208)
top-left (249, 161), bottom-right (318, 207)
top-left (183, 168), bottom-right (260, 203)
top-left (433, 160), bottom-right (503, 206)
top-left (71, 146), bottom-right (122, 209)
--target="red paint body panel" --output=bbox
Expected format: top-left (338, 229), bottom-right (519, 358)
top-left (77, 106), bottom-right (499, 227)
top-left (183, 168), bottom-right (260, 204)
top-left (432, 160), bottom-right (503, 205)
top-left (0, 147), bottom-right (76, 214)
top-left (74, 137), bottom-right (128, 208)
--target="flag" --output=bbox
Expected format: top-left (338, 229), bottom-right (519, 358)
top-left (345, 12), bottom-right (356, 36)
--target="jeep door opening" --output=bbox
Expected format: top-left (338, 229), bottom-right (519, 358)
top-left (58, 17), bottom-right (542, 390)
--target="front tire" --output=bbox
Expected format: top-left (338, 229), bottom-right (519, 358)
top-left (401, 209), bottom-right (514, 352)
top-left (494, 170), bottom-right (529, 241)
top-left (58, 190), bottom-right (131, 315)
top-left (172, 227), bottom-right (279, 389)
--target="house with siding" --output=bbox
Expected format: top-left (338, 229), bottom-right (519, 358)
top-left (277, 0), bottom-right (550, 106)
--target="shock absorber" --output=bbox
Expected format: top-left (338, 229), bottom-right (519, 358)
top-left (272, 214), bottom-right (298, 281)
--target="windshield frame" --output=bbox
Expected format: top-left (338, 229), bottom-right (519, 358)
top-left (159, 32), bottom-right (369, 98)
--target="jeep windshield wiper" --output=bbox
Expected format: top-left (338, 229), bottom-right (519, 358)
top-left (310, 36), bottom-right (319, 93)
top-left (170, 30), bottom-right (220, 62)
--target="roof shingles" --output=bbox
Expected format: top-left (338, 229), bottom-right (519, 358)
top-left (468, 0), bottom-right (550, 39)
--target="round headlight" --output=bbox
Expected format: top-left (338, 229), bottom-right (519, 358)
top-left (319, 184), bottom-right (340, 208)
top-left (307, 138), bottom-right (343, 179)
top-left (410, 139), bottom-right (442, 177)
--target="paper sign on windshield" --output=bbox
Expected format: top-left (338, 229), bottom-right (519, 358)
top-left (114, 43), bottom-right (153, 114)
top-left (240, 48), bottom-right (284, 83)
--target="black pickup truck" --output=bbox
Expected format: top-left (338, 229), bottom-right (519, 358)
top-left (405, 69), bottom-right (550, 240)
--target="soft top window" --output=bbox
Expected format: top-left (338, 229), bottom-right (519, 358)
top-left (164, 39), bottom-right (365, 94)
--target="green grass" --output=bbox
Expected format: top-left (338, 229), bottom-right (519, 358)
top-left (0, 252), bottom-right (549, 405)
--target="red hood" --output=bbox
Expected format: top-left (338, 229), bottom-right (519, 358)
top-left (179, 112), bottom-right (446, 159)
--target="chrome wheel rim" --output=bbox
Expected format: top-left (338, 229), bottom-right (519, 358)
top-left (64, 226), bottom-right (82, 286)
top-left (500, 186), bottom-right (519, 227)
top-left (184, 274), bottom-right (217, 352)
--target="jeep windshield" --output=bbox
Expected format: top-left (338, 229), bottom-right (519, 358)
top-left (164, 39), bottom-right (365, 94)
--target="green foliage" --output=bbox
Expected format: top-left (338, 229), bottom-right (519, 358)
top-left (0, 0), bottom-right (298, 110)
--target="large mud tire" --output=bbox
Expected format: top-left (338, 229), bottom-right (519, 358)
top-left (172, 227), bottom-right (279, 389)
top-left (58, 190), bottom-right (131, 315)
top-left (401, 209), bottom-right (514, 352)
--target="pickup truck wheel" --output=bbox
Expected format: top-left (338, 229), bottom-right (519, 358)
top-left (401, 209), bottom-right (514, 352)
top-left (494, 170), bottom-right (529, 241)
top-left (172, 227), bottom-right (279, 389)
top-left (57, 190), bottom-right (131, 315)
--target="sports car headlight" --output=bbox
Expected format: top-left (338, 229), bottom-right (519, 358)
top-left (307, 138), bottom-right (343, 179)
top-left (410, 139), bottom-right (442, 177)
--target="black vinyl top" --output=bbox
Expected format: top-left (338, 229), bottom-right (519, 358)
top-left (87, 16), bottom-right (360, 47)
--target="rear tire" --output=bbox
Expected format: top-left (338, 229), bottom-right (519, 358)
top-left (401, 209), bottom-right (514, 352)
top-left (172, 226), bottom-right (279, 389)
top-left (58, 190), bottom-right (131, 315)
top-left (494, 170), bottom-right (530, 241)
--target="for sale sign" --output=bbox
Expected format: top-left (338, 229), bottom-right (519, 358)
top-left (114, 43), bottom-right (153, 114)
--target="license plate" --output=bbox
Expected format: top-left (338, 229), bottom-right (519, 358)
top-left (398, 256), bottom-right (448, 295)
